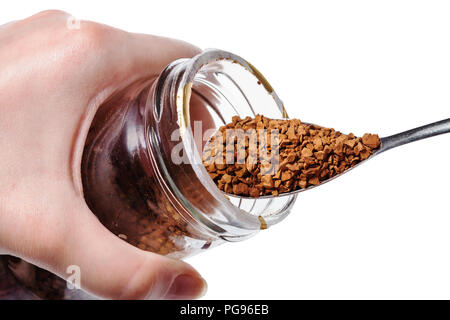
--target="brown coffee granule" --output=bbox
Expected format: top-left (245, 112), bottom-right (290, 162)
top-left (202, 115), bottom-right (381, 197)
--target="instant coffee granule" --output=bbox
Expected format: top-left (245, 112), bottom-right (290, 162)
top-left (202, 115), bottom-right (381, 197)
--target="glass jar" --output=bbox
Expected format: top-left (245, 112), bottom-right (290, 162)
top-left (0, 49), bottom-right (298, 299)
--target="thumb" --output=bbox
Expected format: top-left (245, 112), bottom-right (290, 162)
top-left (50, 204), bottom-right (207, 300)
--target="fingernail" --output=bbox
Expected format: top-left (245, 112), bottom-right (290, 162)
top-left (165, 274), bottom-right (208, 300)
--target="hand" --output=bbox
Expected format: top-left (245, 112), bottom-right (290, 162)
top-left (0, 10), bottom-right (207, 299)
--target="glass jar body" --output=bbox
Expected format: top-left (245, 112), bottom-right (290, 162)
top-left (81, 78), bottom-right (223, 259)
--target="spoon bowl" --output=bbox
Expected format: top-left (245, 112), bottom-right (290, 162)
top-left (225, 118), bottom-right (450, 200)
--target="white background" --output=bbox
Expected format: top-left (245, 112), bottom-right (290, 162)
top-left (1, 0), bottom-right (450, 299)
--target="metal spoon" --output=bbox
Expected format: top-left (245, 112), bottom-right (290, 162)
top-left (229, 118), bottom-right (450, 199)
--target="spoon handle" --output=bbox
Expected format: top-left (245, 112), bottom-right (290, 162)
top-left (380, 118), bottom-right (450, 153)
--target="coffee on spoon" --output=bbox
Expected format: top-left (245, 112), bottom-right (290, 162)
top-left (202, 114), bottom-right (381, 197)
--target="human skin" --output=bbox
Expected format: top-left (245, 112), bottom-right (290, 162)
top-left (0, 10), bottom-right (207, 299)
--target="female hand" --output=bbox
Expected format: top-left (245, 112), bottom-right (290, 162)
top-left (0, 10), bottom-right (206, 299)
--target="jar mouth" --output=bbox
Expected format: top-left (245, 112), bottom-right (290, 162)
top-left (173, 49), bottom-right (298, 236)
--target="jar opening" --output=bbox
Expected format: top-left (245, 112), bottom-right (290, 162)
top-left (174, 50), bottom-right (298, 235)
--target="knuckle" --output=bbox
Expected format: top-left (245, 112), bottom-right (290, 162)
top-left (113, 258), bottom-right (171, 300)
top-left (27, 10), bottom-right (71, 22)
top-left (67, 22), bottom-right (116, 61)
top-left (75, 22), bottom-right (112, 48)
top-left (35, 9), bottom-right (70, 18)
top-left (50, 22), bottom-right (115, 70)
top-left (28, 12), bottom-right (114, 57)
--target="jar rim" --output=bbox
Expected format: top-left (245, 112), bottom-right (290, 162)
top-left (173, 49), bottom-right (297, 236)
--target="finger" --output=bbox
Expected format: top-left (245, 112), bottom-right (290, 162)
top-left (125, 32), bottom-right (201, 77)
top-left (49, 203), bottom-right (207, 300)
